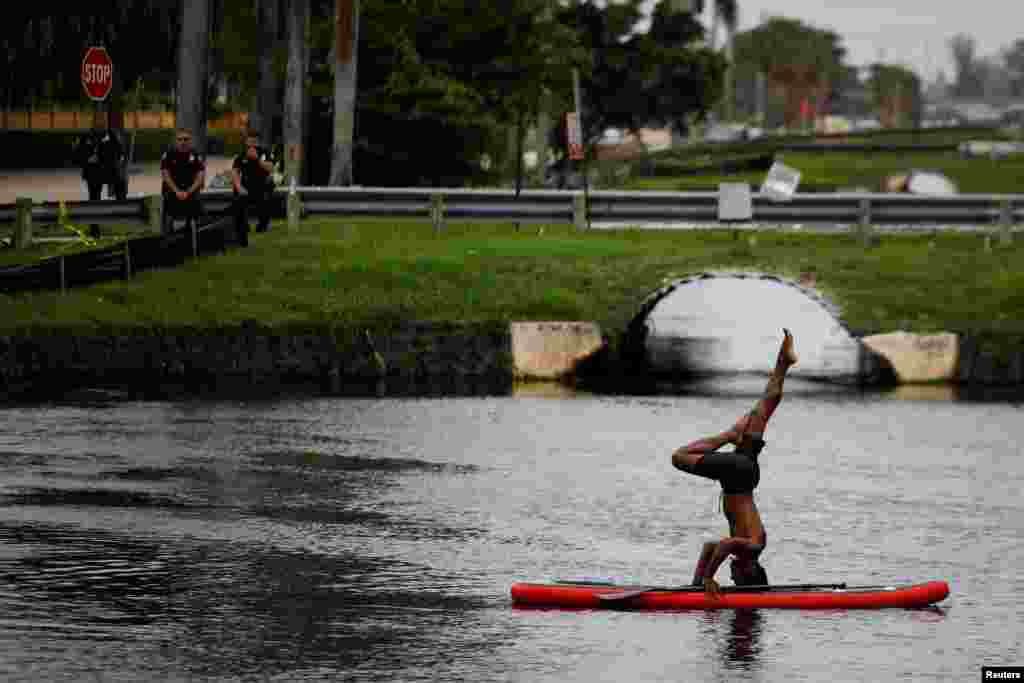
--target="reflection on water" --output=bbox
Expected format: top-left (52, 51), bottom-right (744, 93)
top-left (699, 609), bottom-right (765, 671)
top-left (723, 609), bottom-right (764, 666)
top-left (0, 386), bottom-right (1021, 682)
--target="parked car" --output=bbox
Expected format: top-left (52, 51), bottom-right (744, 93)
top-left (704, 123), bottom-right (749, 143)
top-left (852, 118), bottom-right (881, 131)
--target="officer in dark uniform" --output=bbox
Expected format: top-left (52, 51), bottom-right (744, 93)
top-left (100, 127), bottom-right (128, 200)
top-left (160, 128), bottom-right (206, 234)
top-left (231, 131), bottom-right (276, 245)
top-left (74, 123), bottom-right (126, 201)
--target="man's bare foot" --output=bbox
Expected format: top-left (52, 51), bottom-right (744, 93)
top-left (779, 328), bottom-right (798, 366)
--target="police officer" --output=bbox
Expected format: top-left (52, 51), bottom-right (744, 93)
top-left (160, 128), bottom-right (206, 234)
top-left (231, 131), bottom-right (276, 244)
top-left (74, 122), bottom-right (126, 201)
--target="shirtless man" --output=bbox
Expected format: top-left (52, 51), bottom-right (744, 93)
top-left (671, 329), bottom-right (798, 597)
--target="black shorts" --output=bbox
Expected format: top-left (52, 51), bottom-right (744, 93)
top-left (682, 441), bottom-right (764, 494)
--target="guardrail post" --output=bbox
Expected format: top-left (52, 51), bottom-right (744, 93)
top-left (58, 255), bottom-right (66, 293)
top-left (124, 241), bottom-right (132, 280)
top-left (999, 199), bottom-right (1014, 246)
top-left (573, 193), bottom-right (586, 231)
top-left (431, 193), bottom-right (445, 234)
top-left (857, 197), bottom-right (877, 248)
top-left (14, 197), bottom-right (32, 249)
top-left (145, 195), bottom-right (163, 233)
top-left (287, 185), bottom-right (303, 232)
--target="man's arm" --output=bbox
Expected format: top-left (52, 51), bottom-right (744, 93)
top-left (700, 536), bottom-right (766, 597)
top-left (702, 536), bottom-right (765, 581)
top-left (187, 170), bottom-right (205, 196)
top-left (231, 167), bottom-right (244, 194)
top-left (161, 169), bottom-right (179, 194)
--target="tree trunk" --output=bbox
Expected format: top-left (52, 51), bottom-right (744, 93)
top-left (515, 108), bottom-right (524, 194)
top-left (329, 0), bottom-right (359, 186)
top-left (723, 25), bottom-right (735, 121)
top-left (709, 3), bottom-right (718, 51)
top-left (284, 0), bottom-right (309, 185)
top-left (102, 21), bottom-right (125, 135)
top-left (176, 0), bottom-right (211, 156)
top-left (251, 0), bottom-right (280, 146)
top-left (536, 88), bottom-right (551, 178)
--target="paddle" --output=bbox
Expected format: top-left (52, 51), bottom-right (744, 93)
top-left (596, 582), bottom-right (848, 602)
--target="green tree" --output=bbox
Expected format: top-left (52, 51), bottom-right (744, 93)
top-left (549, 0), bottom-right (723, 153)
top-left (868, 63), bottom-right (921, 128)
top-left (3, 4), bottom-right (181, 113)
top-left (348, 0), bottom-right (583, 186)
top-left (1006, 39), bottom-right (1024, 98)
top-left (733, 16), bottom-right (846, 128)
top-left (949, 34), bottom-right (982, 98)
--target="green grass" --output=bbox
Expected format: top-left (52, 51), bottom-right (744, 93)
top-left (622, 150), bottom-right (1024, 193)
top-left (606, 125), bottom-right (1024, 193)
top-left (2, 217), bottom-right (1023, 363)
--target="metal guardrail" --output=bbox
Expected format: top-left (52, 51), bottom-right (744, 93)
top-left (0, 198), bottom-right (149, 226)
top-left (1, 187), bottom-right (1022, 230)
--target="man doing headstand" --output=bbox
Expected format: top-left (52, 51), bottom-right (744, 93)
top-left (671, 328), bottom-right (798, 597)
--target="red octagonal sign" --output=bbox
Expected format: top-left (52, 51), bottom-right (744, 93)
top-left (81, 47), bottom-right (113, 101)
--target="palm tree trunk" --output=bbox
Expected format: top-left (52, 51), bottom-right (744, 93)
top-left (254, 0), bottom-right (280, 146)
top-left (284, 0), bottom-right (309, 185)
top-left (329, 0), bottom-right (359, 186)
top-left (724, 24), bottom-right (735, 121)
top-left (176, 0), bottom-right (211, 156)
top-left (709, 2), bottom-right (718, 51)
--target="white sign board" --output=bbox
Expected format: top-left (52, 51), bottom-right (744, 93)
top-left (762, 161), bottom-right (801, 202)
top-left (717, 183), bottom-right (752, 221)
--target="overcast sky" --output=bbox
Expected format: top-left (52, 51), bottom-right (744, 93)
top-left (636, 0), bottom-right (1024, 82)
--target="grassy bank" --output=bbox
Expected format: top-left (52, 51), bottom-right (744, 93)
top-left (620, 149), bottom-right (1024, 193)
top-left (1, 218), bottom-right (1023, 363)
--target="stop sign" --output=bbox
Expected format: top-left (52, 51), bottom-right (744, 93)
top-left (81, 47), bottom-right (113, 101)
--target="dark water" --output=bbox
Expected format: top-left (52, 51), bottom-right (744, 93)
top-left (1, 383), bottom-right (1022, 682)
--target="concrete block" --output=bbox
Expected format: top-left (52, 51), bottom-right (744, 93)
top-left (860, 331), bottom-right (959, 384)
top-left (511, 321), bottom-right (604, 380)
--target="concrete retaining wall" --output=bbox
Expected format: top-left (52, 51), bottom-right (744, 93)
top-left (0, 323), bottom-right (1021, 401)
top-left (0, 322), bottom-right (513, 400)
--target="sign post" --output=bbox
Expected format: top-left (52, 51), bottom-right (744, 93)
top-left (570, 68), bottom-right (589, 229)
top-left (566, 113), bottom-right (583, 161)
top-left (80, 46), bottom-right (120, 206)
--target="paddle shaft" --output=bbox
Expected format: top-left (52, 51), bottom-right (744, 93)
top-left (596, 582), bottom-right (848, 601)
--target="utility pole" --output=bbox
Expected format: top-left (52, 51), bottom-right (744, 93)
top-left (572, 67), bottom-right (590, 229)
top-left (176, 0), bottom-right (211, 156)
top-left (329, 0), bottom-right (359, 186)
top-left (284, 0), bottom-right (310, 186)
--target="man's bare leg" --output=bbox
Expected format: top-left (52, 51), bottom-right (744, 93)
top-left (672, 330), bottom-right (797, 470)
top-left (734, 329), bottom-right (798, 437)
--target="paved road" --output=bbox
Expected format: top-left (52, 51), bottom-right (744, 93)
top-left (0, 156), bottom-right (235, 205)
